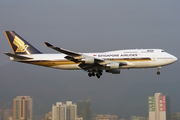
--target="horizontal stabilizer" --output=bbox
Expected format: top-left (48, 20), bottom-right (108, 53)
top-left (4, 52), bottom-right (33, 60)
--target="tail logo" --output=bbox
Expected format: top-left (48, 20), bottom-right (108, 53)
top-left (13, 36), bottom-right (29, 53)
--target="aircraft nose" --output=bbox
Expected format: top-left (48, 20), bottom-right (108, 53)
top-left (171, 55), bottom-right (178, 63)
top-left (166, 53), bottom-right (178, 64)
top-left (173, 56), bottom-right (178, 62)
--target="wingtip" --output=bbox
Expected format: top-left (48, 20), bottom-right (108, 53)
top-left (4, 52), bottom-right (8, 55)
top-left (44, 42), bottom-right (53, 47)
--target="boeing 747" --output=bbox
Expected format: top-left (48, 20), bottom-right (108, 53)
top-left (4, 31), bottom-right (178, 78)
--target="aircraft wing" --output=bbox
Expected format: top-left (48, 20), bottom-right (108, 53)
top-left (44, 42), bottom-right (81, 57)
top-left (44, 42), bottom-right (127, 70)
top-left (44, 42), bottom-right (104, 62)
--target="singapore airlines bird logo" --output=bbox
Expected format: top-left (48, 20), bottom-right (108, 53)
top-left (13, 36), bottom-right (29, 52)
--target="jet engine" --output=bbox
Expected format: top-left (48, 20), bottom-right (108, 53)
top-left (81, 57), bottom-right (95, 64)
top-left (106, 69), bottom-right (120, 74)
top-left (105, 62), bottom-right (120, 69)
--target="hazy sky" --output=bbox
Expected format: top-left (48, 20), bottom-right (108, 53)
top-left (0, 0), bottom-right (180, 119)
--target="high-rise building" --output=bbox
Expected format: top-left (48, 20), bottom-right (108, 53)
top-left (66, 101), bottom-right (77, 120)
top-left (13, 96), bottom-right (33, 120)
top-left (3, 109), bottom-right (12, 120)
top-left (52, 102), bottom-right (66, 120)
top-left (77, 100), bottom-right (92, 120)
top-left (148, 93), bottom-right (171, 120)
top-left (52, 101), bottom-right (77, 120)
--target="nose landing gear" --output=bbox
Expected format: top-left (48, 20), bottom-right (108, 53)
top-left (157, 66), bottom-right (161, 75)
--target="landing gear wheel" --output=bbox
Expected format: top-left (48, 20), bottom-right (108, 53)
top-left (96, 73), bottom-right (101, 79)
top-left (88, 70), bottom-right (103, 78)
top-left (88, 73), bottom-right (92, 77)
top-left (99, 72), bottom-right (102, 76)
top-left (157, 71), bottom-right (160, 75)
top-left (92, 72), bottom-right (95, 76)
top-left (88, 72), bottom-right (96, 77)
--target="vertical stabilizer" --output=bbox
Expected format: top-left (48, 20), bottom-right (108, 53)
top-left (5, 31), bottom-right (42, 54)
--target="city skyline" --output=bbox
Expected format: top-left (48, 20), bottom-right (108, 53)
top-left (1, 93), bottom-right (180, 120)
top-left (0, 0), bottom-right (180, 119)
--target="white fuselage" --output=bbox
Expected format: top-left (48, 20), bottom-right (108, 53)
top-left (11, 49), bottom-right (177, 70)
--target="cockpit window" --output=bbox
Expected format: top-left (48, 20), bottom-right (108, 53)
top-left (162, 51), bottom-right (164, 52)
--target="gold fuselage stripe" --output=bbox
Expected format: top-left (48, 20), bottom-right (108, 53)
top-left (21, 58), bottom-right (151, 67)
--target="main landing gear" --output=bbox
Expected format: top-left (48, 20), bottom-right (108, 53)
top-left (157, 66), bottom-right (161, 75)
top-left (88, 70), bottom-right (102, 78)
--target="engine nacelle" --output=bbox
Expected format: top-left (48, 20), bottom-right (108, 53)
top-left (105, 62), bottom-right (120, 69)
top-left (81, 57), bottom-right (95, 64)
top-left (106, 69), bottom-right (120, 74)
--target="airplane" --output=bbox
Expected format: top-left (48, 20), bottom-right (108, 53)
top-left (4, 31), bottom-right (178, 78)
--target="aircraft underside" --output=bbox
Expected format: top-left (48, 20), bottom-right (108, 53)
top-left (46, 62), bottom-right (163, 78)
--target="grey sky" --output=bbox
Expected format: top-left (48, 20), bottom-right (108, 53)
top-left (0, 0), bottom-right (180, 119)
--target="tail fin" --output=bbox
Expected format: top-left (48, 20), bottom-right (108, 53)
top-left (5, 31), bottom-right (42, 54)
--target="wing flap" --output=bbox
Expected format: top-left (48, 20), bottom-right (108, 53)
top-left (64, 56), bottom-right (80, 63)
top-left (78, 63), bottom-right (101, 70)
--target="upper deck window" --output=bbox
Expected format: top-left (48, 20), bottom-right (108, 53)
top-left (142, 50), bottom-right (154, 53)
top-left (147, 50), bottom-right (154, 52)
top-left (123, 52), bottom-right (138, 53)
